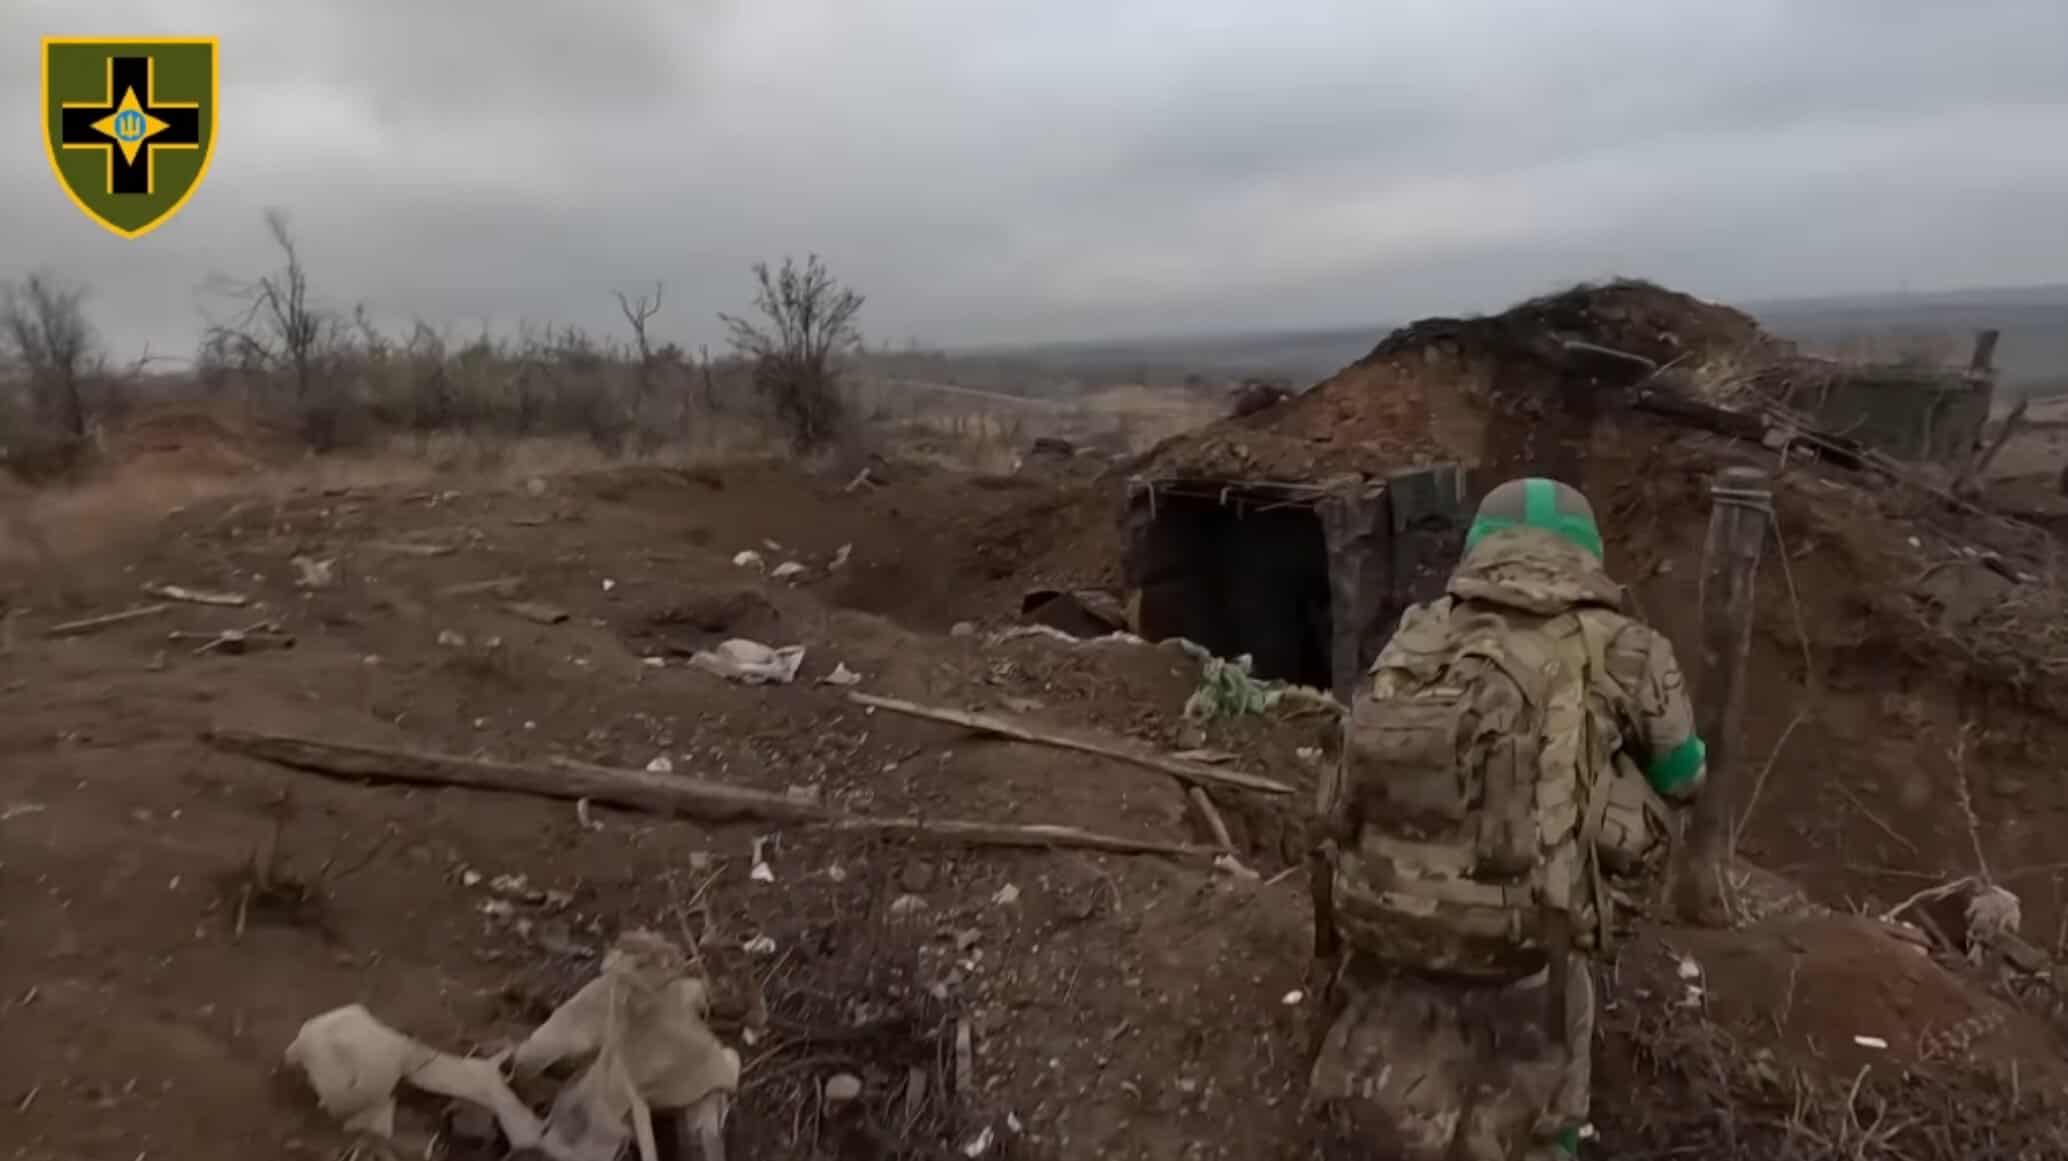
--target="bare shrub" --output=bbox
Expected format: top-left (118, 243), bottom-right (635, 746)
top-left (720, 255), bottom-right (864, 453)
top-left (1, 271), bottom-right (98, 446)
top-left (202, 209), bottom-right (360, 450)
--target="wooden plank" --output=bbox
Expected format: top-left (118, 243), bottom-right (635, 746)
top-left (1677, 466), bottom-right (1770, 927)
top-left (45, 603), bottom-right (172, 638)
top-left (846, 692), bottom-right (1294, 796)
top-left (204, 729), bottom-right (1208, 858)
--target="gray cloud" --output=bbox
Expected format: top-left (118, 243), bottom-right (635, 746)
top-left (6, 0), bottom-right (2068, 362)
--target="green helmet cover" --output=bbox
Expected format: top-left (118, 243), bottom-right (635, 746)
top-left (1464, 477), bottom-right (1605, 560)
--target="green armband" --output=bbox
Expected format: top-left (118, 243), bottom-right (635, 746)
top-left (1645, 735), bottom-right (1706, 796)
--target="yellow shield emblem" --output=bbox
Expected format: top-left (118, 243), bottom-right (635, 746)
top-left (42, 37), bottom-right (218, 239)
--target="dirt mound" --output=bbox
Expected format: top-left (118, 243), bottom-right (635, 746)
top-left (1622, 915), bottom-right (2061, 1071)
top-left (100, 401), bottom-right (293, 478)
top-left (1137, 279), bottom-right (1786, 482)
top-left (1600, 916), bottom-right (2068, 1158)
top-left (1370, 278), bottom-right (1776, 370)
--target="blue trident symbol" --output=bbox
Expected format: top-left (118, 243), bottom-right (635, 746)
top-left (115, 108), bottom-right (146, 141)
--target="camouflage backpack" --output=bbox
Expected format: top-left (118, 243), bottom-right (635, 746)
top-left (1328, 595), bottom-right (1612, 980)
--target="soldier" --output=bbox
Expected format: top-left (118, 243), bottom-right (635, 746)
top-left (1306, 477), bottom-right (1705, 1160)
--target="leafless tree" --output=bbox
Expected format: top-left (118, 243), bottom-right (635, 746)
top-left (615, 282), bottom-right (667, 450)
top-left (1, 271), bottom-right (98, 442)
top-left (615, 282), bottom-right (663, 367)
top-left (719, 255), bottom-right (864, 452)
top-left (203, 208), bottom-right (353, 447)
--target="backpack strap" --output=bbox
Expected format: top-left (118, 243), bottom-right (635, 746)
top-left (1569, 613), bottom-right (1616, 954)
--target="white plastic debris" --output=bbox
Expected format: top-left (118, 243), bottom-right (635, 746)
top-left (889, 894), bottom-right (927, 916)
top-left (1676, 956), bottom-right (1703, 980)
top-left (823, 1073), bottom-right (863, 1105)
top-left (512, 931), bottom-right (741, 1161)
top-left (742, 934), bottom-right (777, 956)
top-left (1295, 746), bottom-right (1323, 764)
top-left (1965, 883), bottom-right (2023, 951)
top-left (688, 639), bottom-right (806, 686)
top-left (1282, 990), bottom-right (1305, 1006)
top-left (291, 556), bottom-right (336, 589)
top-left (461, 868), bottom-right (484, 887)
top-left (830, 543), bottom-right (852, 570)
top-left (1853, 1035), bottom-right (1889, 1050)
top-left (820, 662), bottom-right (863, 687)
top-left (1213, 853), bottom-right (1261, 881)
top-left (437, 629), bottom-right (468, 648)
top-left (963, 1125), bottom-right (996, 1157)
top-left (771, 561), bottom-right (807, 581)
top-left (732, 550), bottom-right (765, 571)
top-left (645, 755), bottom-right (675, 775)
top-left (602, 578), bottom-right (617, 592)
top-left (490, 873), bottom-right (534, 897)
top-left (750, 862), bottom-right (776, 884)
top-left (576, 798), bottom-right (603, 832)
top-left (991, 883), bottom-right (1021, 906)
top-left (284, 1004), bottom-right (544, 1146)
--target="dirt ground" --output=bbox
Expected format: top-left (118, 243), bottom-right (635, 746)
top-left (0, 440), bottom-right (1336, 1161)
top-left (8, 362), bottom-right (2068, 1160)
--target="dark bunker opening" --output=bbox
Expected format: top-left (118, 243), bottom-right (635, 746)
top-left (1128, 484), bottom-right (1335, 689)
top-left (1124, 468), bottom-right (1469, 701)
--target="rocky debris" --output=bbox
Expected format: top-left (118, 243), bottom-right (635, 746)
top-left (1019, 587), bottom-right (1130, 637)
top-left (504, 600), bottom-right (571, 625)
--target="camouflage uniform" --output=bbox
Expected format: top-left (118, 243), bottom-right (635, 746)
top-left (1308, 479), bottom-right (1703, 1161)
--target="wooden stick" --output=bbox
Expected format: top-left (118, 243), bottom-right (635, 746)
top-left (1953, 397), bottom-right (2028, 497)
top-left (1677, 466), bottom-right (1769, 928)
top-left (370, 540), bottom-right (458, 558)
top-left (45, 603), bottom-right (172, 638)
top-left (143, 584), bottom-right (250, 608)
top-left (1187, 787), bottom-right (1235, 851)
top-left (209, 730), bottom-right (828, 822)
top-left (204, 730), bottom-right (1210, 858)
top-left (820, 816), bottom-right (1207, 857)
top-left (846, 692), bottom-right (1293, 796)
top-left (440, 576), bottom-right (525, 598)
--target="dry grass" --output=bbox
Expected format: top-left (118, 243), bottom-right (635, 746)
top-left (1602, 980), bottom-right (2068, 1160)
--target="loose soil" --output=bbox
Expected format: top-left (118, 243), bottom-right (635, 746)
top-left (9, 284), bottom-right (2068, 1160)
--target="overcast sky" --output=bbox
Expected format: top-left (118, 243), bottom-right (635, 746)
top-left (7, 0), bottom-right (2068, 363)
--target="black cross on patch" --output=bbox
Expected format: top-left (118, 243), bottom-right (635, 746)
top-left (59, 55), bottom-right (202, 197)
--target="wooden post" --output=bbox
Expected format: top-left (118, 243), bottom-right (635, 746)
top-left (1968, 329), bottom-right (2001, 375)
top-left (1676, 465), bottom-right (1770, 927)
top-left (1316, 484), bottom-right (1388, 706)
top-left (1954, 398), bottom-right (2028, 497)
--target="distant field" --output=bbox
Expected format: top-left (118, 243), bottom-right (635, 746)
top-left (906, 284), bottom-right (2068, 399)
